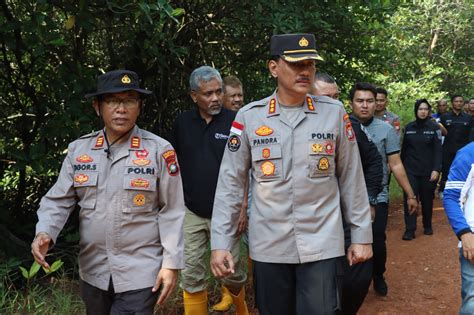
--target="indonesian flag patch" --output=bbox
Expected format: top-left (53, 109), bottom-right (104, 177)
top-left (230, 121), bottom-right (244, 136)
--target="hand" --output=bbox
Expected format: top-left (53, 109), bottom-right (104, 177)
top-left (461, 233), bottom-right (474, 263)
top-left (210, 250), bottom-right (234, 278)
top-left (370, 205), bottom-right (375, 222)
top-left (347, 244), bottom-right (373, 266)
top-left (430, 171), bottom-right (440, 182)
top-left (153, 268), bottom-right (178, 305)
top-left (236, 206), bottom-right (248, 236)
top-left (31, 232), bottom-right (52, 269)
top-left (407, 198), bottom-right (419, 215)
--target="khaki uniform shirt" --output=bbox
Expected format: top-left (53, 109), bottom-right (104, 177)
top-left (211, 93), bottom-right (372, 264)
top-left (36, 126), bottom-right (185, 292)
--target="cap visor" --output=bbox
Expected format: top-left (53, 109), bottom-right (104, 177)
top-left (281, 54), bottom-right (324, 62)
top-left (85, 87), bottom-right (152, 98)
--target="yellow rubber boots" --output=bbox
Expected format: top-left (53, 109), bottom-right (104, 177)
top-left (211, 286), bottom-right (233, 311)
top-left (230, 287), bottom-right (249, 315)
top-left (183, 290), bottom-right (208, 315)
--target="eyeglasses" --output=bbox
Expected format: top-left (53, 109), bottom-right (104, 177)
top-left (103, 98), bottom-right (140, 110)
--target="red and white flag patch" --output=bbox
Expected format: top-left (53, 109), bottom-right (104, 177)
top-left (230, 121), bottom-right (244, 136)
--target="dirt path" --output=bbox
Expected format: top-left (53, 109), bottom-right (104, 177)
top-left (359, 198), bottom-right (461, 314)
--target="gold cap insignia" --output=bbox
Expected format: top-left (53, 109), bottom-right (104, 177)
top-left (299, 37), bottom-right (309, 47)
top-left (121, 75), bottom-right (131, 84)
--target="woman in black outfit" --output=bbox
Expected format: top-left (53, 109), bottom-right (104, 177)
top-left (401, 99), bottom-right (442, 240)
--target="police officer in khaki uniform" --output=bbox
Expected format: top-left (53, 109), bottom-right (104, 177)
top-left (31, 70), bottom-right (185, 315)
top-left (210, 34), bottom-right (373, 315)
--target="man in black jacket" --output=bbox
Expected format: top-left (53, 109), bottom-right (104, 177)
top-left (312, 73), bottom-right (383, 314)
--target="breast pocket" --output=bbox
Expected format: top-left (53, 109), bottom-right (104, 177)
top-left (251, 144), bottom-right (283, 182)
top-left (308, 140), bottom-right (336, 178)
top-left (74, 171), bottom-right (98, 209)
top-left (122, 174), bottom-right (158, 213)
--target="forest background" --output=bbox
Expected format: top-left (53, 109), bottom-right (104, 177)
top-left (1, 0), bottom-right (473, 313)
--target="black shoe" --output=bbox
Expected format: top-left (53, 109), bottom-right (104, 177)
top-left (373, 276), bottom-right (388, 296)
top-left (424, 227), bottom-right (433, 235)
top-left (402, 230), bottom-right (415, 241)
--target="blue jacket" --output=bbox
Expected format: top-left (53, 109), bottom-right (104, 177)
top-left (444, 142), bottom-right (474, 239)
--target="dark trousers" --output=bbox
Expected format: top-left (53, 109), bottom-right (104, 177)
top-left (253, 258), bottom-right (343, 315)
top-left (341, 219), bottom-right (372, 314)
top-left (440, 150), bottom-right (456, 191)
top-left (80, 278), bottom-right (158, 315)
top-left (372, 202), bottom-right (388, 278)
top-left (403, 173), bottom-right (436, 232)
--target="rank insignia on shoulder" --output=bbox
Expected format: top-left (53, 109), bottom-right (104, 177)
top-left (95, 136), bottom-right (104, 148)
top-left (230, 121), bottom-right (244, 136)
top-left (131, 137), bottom-right (140, 149)
top-left (131, 178), bottom-right (150, 188)
top-left (262, 148), bottom-right (270, 159)
top-left (324, 142), bottom-right (334, 155)
top-left (76, 154), bottom-right (94, 163)
top-left (261, 161), bottom-right (275, 176)
top-left (133, 158), bottom-right (151, 166)
top-left (343, 114), bottom-right (349, 121)
top-left (318, 157), bottom-right (329, 170)
top-left (345, 123), bottom-right (355, 141)
top-left (74, 173), bottom-right (89, 184)
top-left (228, 135), bottom-right (241, 152)
top-left (133, 193), bottom-right (146, 206)
top-left (394, 121), bottom-right (401, 130)
top-left (306, 97), bottom-right (315, 111)
top-left (269, 98), bottom-right (276, 114)
top-left (162, 150), bottom-right (179, 176)
top-left (255, 125), bottom-right (274, 136)
top-left (136, 148), bottom-right (149, 158)
top-left (312, 143), bottom-right (323, 153)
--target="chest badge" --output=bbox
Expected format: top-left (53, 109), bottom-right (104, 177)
top-left (131, 178), bottom-right (150, 189)
top-left (312, 143), bottom-right (323, 153)
top-left (74, 174), bottom-right (89, 184)
top-left (133, 158), bottom-right (151, 166)
top-left (262, 148), bottom-right (271, 159)
top-left (261, 161), bottom-right (276, 176)
top-left (76, 154), bottom-right (94, 163)
top-left (318, 157), bottom-right (330, 170)
top-left (255, 125), bottom-right (274, 136)
top-left (133, 193), bottom-right (146, 206)
top-left (325, 142), bottom-right (334, 154)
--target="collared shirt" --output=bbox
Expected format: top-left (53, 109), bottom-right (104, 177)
top-left (36, 126), bottom-right (185, 293)
top-left (211, 92), bottom-right (372, 264)
top-left (170, 107), bottom-right (236, 219)
top-left (440, 111), bottom-right (472, 154)
top-left (375, 110), bottom-right (401, 136)
top-left (362, 117), bottom-right (400, 203)
top-left (401, 119), bottom-right (442, 176)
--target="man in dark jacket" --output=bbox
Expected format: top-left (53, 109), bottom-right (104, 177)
top-left (312, 73), bottom-right (383, 314)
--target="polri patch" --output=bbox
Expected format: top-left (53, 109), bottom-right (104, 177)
top-left (133, 193), bottom-right (146, 206)
top-left (228, 135), bottom-right (241, 152)
top-left (74, 173), bottom-right (89, 184)
top-left (76, 154), bottom-right (94, 163)
top-left (255, 125), bottom-right (274, 136)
